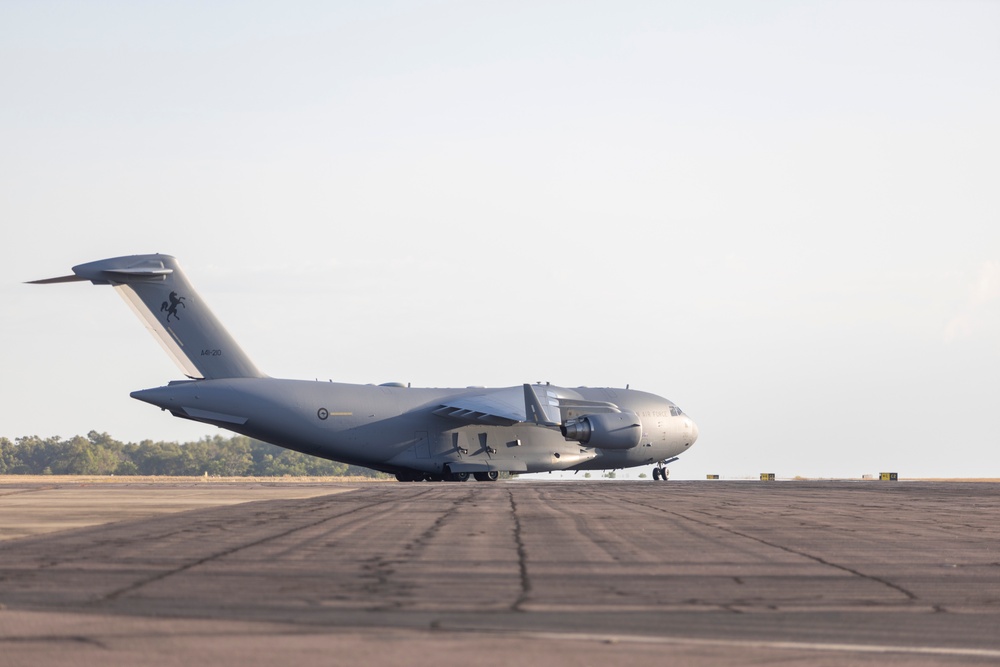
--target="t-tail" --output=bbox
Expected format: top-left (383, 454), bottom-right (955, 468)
top-left (28, 254), bottom-right (264, 380)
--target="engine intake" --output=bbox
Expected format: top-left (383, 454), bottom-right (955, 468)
top-left (560, 411), bottom-right (642, 449)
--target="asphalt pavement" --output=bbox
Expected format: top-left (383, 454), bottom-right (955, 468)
top-left (1, 479), bottom-right (999, 666)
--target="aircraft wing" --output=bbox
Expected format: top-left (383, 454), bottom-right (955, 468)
top-left (432, 386), bottom-right (526, 426)
top-left (432, 385), bottom-right (622, 427)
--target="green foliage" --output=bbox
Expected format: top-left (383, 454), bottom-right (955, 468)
top-left (0, 432), bottom-right (384, 477)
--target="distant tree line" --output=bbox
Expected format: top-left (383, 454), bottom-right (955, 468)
top-left (0, 431), bottom-right (385, 477)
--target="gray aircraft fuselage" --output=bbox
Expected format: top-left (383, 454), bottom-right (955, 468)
top-left (131, 379), bottom-right (698, 476)
top-left (31, 254), bottom-right (699, 481)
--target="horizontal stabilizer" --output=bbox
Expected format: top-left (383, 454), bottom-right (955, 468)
top-left (26, 274), bottom-right (89, 285)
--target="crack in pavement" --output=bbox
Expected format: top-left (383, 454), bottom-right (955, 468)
top-left (508, 489), bottom-right (531, 612)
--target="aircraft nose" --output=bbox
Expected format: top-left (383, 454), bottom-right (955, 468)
top-left (685, 416), bottom-right (699, 447)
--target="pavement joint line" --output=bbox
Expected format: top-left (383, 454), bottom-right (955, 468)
top-left (5, 624), bottom-right (1000, 659)
top-left (501, 630), bottom-right (1000, 659)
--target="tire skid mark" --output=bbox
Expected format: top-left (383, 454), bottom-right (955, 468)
top-left (405, 486), bottom-right (479, 557)
top-left (531, 486), bottom-right (624, 563)
top-left (360, 486), bottom-right (479, 604)
top-left (524, 485), bottom-right (749, 613)
top-left (96, 487), bottom-right (437, 603)
top-left (261, 492), bottom-right (433, 561)
top-left (608, 491), bottom-right (920, 602)
top-left (0, 634), bottom-right (108, 650)
top-left (0, 486), bottom-right (57, 498)
top-left (540, 485), bottom-right (738, 563)
top-left (0, 496), bottom-right (333, 568)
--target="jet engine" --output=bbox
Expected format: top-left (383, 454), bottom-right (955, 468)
top-left (560, 411), bottom-right (642, 449)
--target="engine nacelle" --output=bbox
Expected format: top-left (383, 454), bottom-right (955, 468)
top-left (560, 411), bottom-right (642, 449)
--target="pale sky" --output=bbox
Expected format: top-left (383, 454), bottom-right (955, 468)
top-left (2, 1), bottom-right (997, 479)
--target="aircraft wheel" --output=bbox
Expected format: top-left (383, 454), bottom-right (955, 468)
top-left (452, 471), bottom-right (470, 482)
top-left (652, 468), bottom-right (661, 481)
top-left (395, 472), bottom-right (411, 482)
top-left (474, 471), bottom-right (499, 482)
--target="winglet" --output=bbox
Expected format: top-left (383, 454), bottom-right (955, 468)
top-left (523, 384), bottom-right (560, 427)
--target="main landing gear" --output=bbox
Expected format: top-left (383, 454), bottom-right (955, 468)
top-left (394, 469), bottom-right (499, 482)
top-left (652, 464), bottom-right (670, 481)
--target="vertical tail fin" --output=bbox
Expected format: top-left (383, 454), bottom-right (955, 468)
top-left (28, 254), bottom-right (264, 379)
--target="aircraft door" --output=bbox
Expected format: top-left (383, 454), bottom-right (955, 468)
top-left (414, 432), bottom-right (430, 459)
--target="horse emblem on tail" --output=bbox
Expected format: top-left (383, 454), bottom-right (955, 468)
top-left (161, 291), bottom-right (186, 322)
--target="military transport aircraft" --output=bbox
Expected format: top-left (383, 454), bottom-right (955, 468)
top-left (30, 255), bottom-right (698, 481)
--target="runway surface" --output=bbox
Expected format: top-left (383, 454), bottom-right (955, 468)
top-left (1, 479), bottom-right (999, 666)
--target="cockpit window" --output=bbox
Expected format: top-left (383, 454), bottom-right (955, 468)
top-left (669, 405), bottom-right (684, 417)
